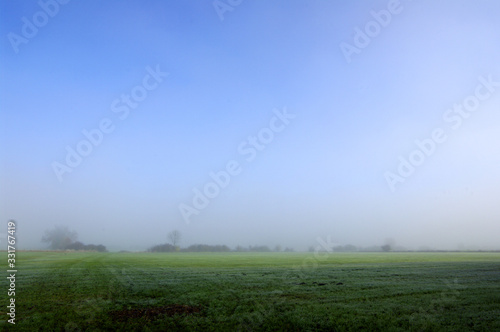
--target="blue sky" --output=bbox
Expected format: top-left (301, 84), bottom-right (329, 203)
top-left (1, 0), bottom-right (499, 251)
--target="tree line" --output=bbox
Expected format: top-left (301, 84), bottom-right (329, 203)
top-left (40, 227), bottom-right (393, 253)
top-left (41, 225), bottom-right (107, 252)
top-left (147, 231), bottom-right (297, 253)
top-left (147, 243), bottom-right (295, 253)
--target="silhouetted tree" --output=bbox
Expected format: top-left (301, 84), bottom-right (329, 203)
top-left (167, 230), bottom-right (182, 248)
top-left (182, 244), bottom-right (230, 252)
top-left (235, 245), bottom-right (247, 252)
top-left (63, 241), bottom-right (107, 252)
top-left (95, 244), bottom-right (107, 252)
top-left (148, 243), bottom-right (177, 252)
top-left (381, 244), bottom-right (391, 252)
top-left (65, 241), bottom-right (85, 250)
top-left (41, 225), bottom-right (77, 250)
top-left (249, 245), bottom-right (271, 252)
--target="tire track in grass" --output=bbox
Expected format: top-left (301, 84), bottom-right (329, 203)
top-left (62, 253), bottom-right (124, 331)
top-left (66, 254), bottom-right (118, 331)
top-left (8, 253), bottom-right (107, 329)
top-left (11, 252), bottom-right (111, 331)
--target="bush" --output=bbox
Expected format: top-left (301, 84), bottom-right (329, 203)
top-left (182, 244), bottom-right (230, 252)
top-left (148, 243), bottom-right (177, 252)
top-left (65, 241), bottom-right (107, 252)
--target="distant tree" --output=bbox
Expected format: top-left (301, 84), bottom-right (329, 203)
top-left (274, 245), bottom-right (282, 252)
top-left (284, 247), bottom-right (295, 252)
top-left (41, 225), bottom-right (77, 250)
top-left (381, 244), bottom-right (391, 252)
top-left (86, 244), bottom-right (98, 251)
top-left (333, 245), bottom-right (344, 252)
top-left (63, 241), bottom-right (107, 252)
top-left (249, 245), bottom-right (271, 252)
top-left (65, 241), bottom-right (85, 250)
top-left (167, 230), bottom-right (182, 248)
top-left (183, 244), bottom-right (230, 252)
top-left (148, 243), bottom-right (177, 252)
top-left (235, 245), bottom-right (247, 252)
top-left (382, 238), bottom-right (395, 252)
top-left (344, 244), bottom-right (358, 252)
top-left (95, 244), bottom-right (107, 252)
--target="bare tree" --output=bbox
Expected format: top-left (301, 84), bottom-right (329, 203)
top-left (382, 238), bottom-right (395, 252)
top-left (42, 225), bottom-right (77, 250)
top-left (167, 230), bottom-right (182, 248)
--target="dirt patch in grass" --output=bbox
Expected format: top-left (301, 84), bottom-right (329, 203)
top-left (109, 304), bottom-right (202, 322)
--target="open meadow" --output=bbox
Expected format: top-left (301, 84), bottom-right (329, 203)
top-left (1, 251), bottom-right (499, 331)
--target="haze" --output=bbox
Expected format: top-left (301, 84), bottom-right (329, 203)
top-left (1, 0), bottom-right (499, 252)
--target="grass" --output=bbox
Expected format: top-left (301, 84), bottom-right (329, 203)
top-left (1, 251), bottom-right (499, 331)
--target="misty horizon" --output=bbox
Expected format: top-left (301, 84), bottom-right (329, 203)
top-left (1, 1), bottom-right (500, 253)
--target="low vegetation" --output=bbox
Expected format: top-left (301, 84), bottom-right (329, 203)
top-left (41, 225), bottom-right (107, 252)
top-left (2, 251), bottom-right (499, 330)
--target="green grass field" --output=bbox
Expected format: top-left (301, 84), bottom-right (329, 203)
top-left (1, 251), bottom-right (499, 331)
